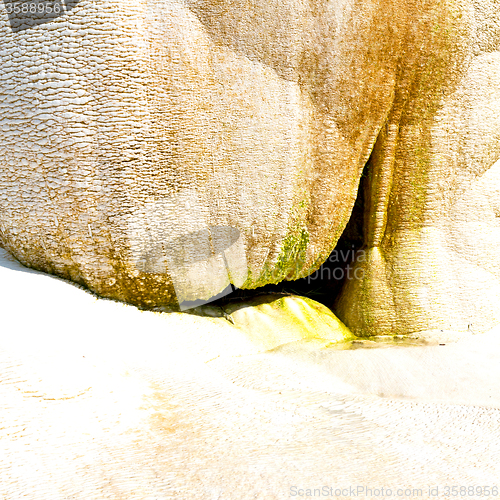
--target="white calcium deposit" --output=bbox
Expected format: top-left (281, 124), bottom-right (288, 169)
top-left (1, 248), bottom-right (500, 499)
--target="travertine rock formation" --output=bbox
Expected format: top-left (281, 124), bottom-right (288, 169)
top-left (336, 1), bottom-right (500, 338)
top-left (1, 0), bottom-right (499, 338)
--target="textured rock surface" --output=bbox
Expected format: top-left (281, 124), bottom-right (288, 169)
top-left (336, 1), bottom-right (500, 337)
top-left (0, 0), bottom-right (468, 308)
top-left (3, 250), bottom-right (500, 499)
top-left (0, 0), bottom-right (388, 307)
top-left (1, 0), bottom-right (500, 337)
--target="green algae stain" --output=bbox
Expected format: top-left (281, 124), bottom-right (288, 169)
top-left (249, 227), bottom-right (310, 288)
top-left (277, 228), bottom-right (310, 278)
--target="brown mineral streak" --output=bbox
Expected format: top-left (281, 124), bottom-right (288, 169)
top-left (337, 1), bottom-right (500, 337)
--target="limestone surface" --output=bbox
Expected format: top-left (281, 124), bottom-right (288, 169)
top-left (1, 1), bottom-right (500, 338)
top-left (2, 248), bottom-right (500, 499)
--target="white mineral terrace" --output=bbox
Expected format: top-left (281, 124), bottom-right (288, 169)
top-left (1, 247), bottom-right (500, 499)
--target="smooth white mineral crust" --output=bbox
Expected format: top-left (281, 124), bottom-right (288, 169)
top-left (2, 248), bottom-right (500, 498)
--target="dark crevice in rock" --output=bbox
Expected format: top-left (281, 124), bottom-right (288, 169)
top-left (208, 161), bottom-right (370, 313)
